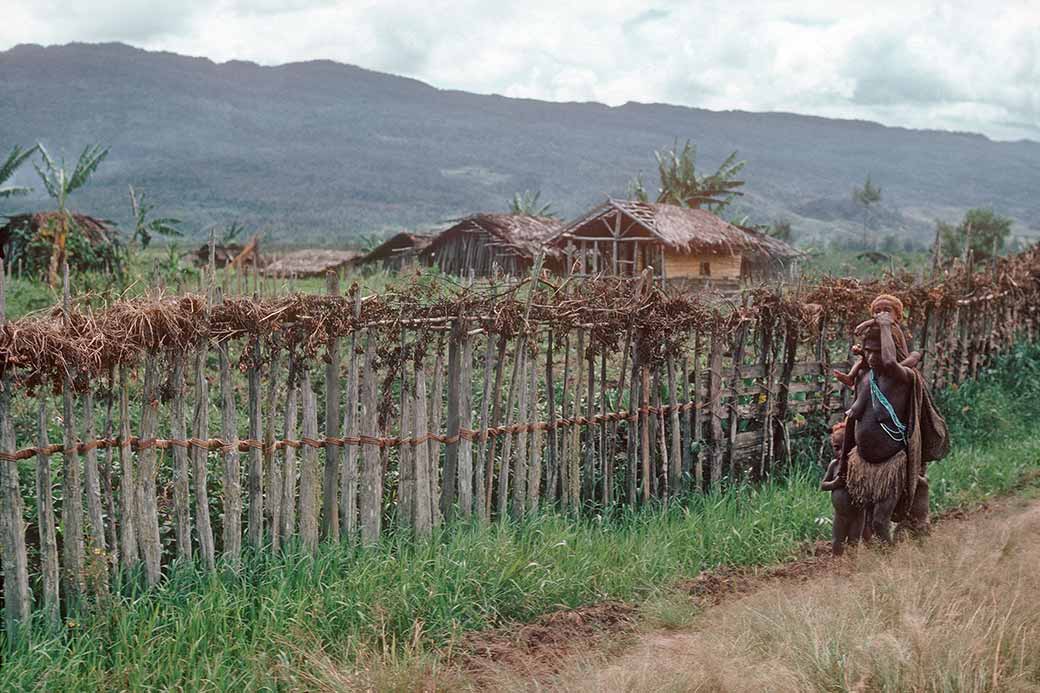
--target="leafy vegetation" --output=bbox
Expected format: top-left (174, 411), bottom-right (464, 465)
top-left (630, 140), bottom-right (745, 212)
top-left (936, 207), bottom-right (1013, 264)
top-left (127, 185), bottom-right (183, 251)
top-left (852, 174), bottom-right (882, 246)
top-left (30, 143), bottom-right (110, 285)
top-left (0, 144), bottom-right (37, 199)
top-left (3, 342), bottom-right (1039, 691)
top-left (509, 190), bottom-right (556, 217)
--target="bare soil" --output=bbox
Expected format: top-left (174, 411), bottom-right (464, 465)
top-left (450, 495), bottom-right (1024, 691)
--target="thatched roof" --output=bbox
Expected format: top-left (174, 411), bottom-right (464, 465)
top-left (355, 232), bottom-right (434, 265)
top-left (0, 212), bottom-right (117, 254)
top-left (552, 199), bottom-right (801, 261)
top-left (262, 249), bottom-right (361, 277)
top-left (425, 213), bottom-right (564, 260)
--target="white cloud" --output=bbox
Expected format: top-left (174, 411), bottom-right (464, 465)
top-left (1, 0), bottom-right (1037, 140)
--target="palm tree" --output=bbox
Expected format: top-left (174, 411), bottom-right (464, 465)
top-left (0, 144), bottom-right (38, 199)
top-left (510, 190), bottom-right (556, 217)
top-left (643, 140), bottom-right (746, 211)
top-left (33, 143), bottom-right (109, 285)
top-left (128, 185), bottom-right (183, 250)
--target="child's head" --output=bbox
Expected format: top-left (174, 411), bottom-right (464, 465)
top-left (830, 421), bottom-right (847, 457)
top-left (870, 294), bottom-right (904, 322)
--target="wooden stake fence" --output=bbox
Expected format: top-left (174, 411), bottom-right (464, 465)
top-left (2, 255), bottom-right (1039, 645)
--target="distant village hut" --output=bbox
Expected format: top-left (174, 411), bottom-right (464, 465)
top-left (548, 199), bottom-right (801, 286)
top-left (261, 249), bottom-right (361, 278)
top-left (0, 212), bottom-right (122, 279)
top-left (354, 232), bottom-right (433, 272)
top-left (420, 213), bottom-right (563, 278)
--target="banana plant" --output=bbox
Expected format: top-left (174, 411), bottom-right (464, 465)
top-left (33, 143), bottom-right (109, 285)
top-left (510, 190), bottom-right (556, 218)
top-left (129, 185), bottom-right (183, 250)
top-left (0, 144), bottom-right (38, 199)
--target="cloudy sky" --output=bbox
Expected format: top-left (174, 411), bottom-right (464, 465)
top-left (3, 0), bottom-right (1038, 141)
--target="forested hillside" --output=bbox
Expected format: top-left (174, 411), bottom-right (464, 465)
top-left (1, 42), bottom-right (1037, 245)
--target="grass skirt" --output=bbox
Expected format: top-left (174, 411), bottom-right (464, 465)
top-left (846, 446), bottom-right (906, 506)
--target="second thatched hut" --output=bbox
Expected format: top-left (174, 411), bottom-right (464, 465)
top-left (420, 213), bottom-right (563, 278)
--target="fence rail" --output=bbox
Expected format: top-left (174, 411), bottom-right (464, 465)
top-left (2, 247), bottom-right (1040, 644)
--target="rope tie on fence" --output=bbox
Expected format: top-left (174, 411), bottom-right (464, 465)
top-left (0, 400), bottom-right (710, 461)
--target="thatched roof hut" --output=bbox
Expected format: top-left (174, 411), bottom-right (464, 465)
top-left (191, 235), bottom-right (264, 268)
top-left (354, 232), bottom-right (434, 272)
top-left (262, 249), bottom-right (361, 278)
top-left (420, 213), bottom-right (563, 277)
top-left (0, 212), bottom-right (122, 278)
top-left (0, 212), bottom-right (117, 252)
top-left (548, 199), bottom-right (802, 284)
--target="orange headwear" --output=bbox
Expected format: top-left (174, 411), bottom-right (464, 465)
top-left (869, 294), bottom-right (904, 322)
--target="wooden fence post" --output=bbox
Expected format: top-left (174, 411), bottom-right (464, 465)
top-left (413, 367), bottom-right (433, 537)
top-left (36, 398), bottom-right (59, 628)
top-left (246, 344), bottom-right (264, 549)
top-left (583, 339), bottom-right (595, 503)
top-left (512, 354), bottom-right (530, 517)
top-left (497, 346), bottom-right (524, 519)
top-left (570, 329), bottom-right (585, 509)
top-left (118, 366), bottom-right (138, 570)
top-left (281, 361), bottom-right (300, 541)
top-left (299, 371), bottom-right (319, 553)
top-left (340, 292), bottom-right (362, 539)
top-left (265, 352), bottom-right (282, 551)
top-left (692, 332), bottom-right (704, 490)
top-left (192, 348), bottom-right (215, 570)
top-left (626, 337), bottom-right (640, 506)
top-left (359, 334), bottom-right (382, 545)
top-left (170, 354), bottom-right (191, 562)
top-left (526, 354), bottom-right (542, 513)
top-left (726, 322), bottom-right (747, 482)
top-left (218, 298), bottom-right (242, 564)
top-left (0, 260), bottom-right (30, 643)
top-left (80, 388), bottom-right (109, 598)
top-left (61, 266), bottom-right (86, 607)
top-left (666, 355), bottom-right (681, 498)
top-left (322, 272), bottom-right (341, 543)
top-left (708, 331), bottom-right (725, 491)
top-left (483, 335), bottom-right (507, 519)
top-left (544, 330), bottom-right (558, 507)
top-left (442, 323), bottom-right (462, 519)
top-left (100, 384), bottom-right (118, 570)
top-left (138, 356), bottom-right (162, 587)
top-left (458, 328), bottom-right (474, 517)
top-left (428, 341), bottom-right (444, 526)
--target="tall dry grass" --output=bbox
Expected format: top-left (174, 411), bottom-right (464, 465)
top-left (553, 499), bottom-right (1040, 693)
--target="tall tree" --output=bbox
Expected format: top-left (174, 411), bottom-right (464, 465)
top-left (937, 208), bottom-right (1012, 265)
top-left (0, 145), bottom-right (37, 199)
top-left (852, 174), bottom-right (882, 246)
top-left (636, 140), bottom-right (745, 211)
top-left (33, 143), bottom-right (109, 285)
top-left (509, 190), bottom-right (556, 217)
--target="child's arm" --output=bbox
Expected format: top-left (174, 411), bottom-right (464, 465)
top-left (820, 458), bottom-right (846, 491)
top-left (833, 352), bottom-right (865, 387)
top-left (900, 350), bottom-right (922, 369)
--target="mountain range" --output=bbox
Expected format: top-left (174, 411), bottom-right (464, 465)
top-left (1, 42), bottom-right (1037, 248)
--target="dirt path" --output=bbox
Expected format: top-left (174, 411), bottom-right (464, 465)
top-left (456, 494), bottom-right (1040, 691)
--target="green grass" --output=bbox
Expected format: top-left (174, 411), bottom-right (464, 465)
top-left (3, 345), bottom-right (1040, 691)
